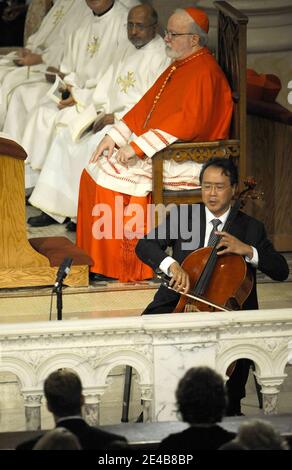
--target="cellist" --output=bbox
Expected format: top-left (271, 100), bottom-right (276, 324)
top-left (136, 157), bottom-right (289, 416)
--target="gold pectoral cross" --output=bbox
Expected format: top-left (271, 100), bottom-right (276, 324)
top-left (53, 7), bottom-right (65, 25)
top-left (117, 71), bottom-right (136, 93)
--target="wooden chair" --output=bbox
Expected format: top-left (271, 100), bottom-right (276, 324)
top-left (152, 1), bottom-right (248, 208)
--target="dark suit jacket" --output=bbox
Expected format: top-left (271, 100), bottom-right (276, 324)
top-left (158, 424), bottom-right (236, 452)
top-left (136, 204), bottom-right (289, 315)
top-left (16, 417), bottom-right (127, 450)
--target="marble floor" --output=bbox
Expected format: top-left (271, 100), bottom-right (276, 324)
top-left (0, 206), bottom-right (291, 432)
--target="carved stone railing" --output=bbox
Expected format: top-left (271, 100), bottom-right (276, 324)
top-left (1, 309), bottom-right (292, 430)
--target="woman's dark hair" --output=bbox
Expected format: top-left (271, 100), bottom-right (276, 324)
top-left (176, 367), bottom-right (227, 424)
top-left (199, 158), bottom-right (238, 186)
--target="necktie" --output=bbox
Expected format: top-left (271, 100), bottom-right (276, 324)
top-left (207, 219), bottom-right (221, 246)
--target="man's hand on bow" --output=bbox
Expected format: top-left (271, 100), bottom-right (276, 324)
top-left (169, 261), bottom-right (190, 293)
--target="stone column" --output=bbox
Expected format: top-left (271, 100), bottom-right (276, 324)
top-left (22, 393), bottom-right (43, 430)
top-left (83, 389), bottom-right (105, 426)
top-left (255, 375), bottom-right (287, 415)
top-left (140, 385), bottom-right (152, 423)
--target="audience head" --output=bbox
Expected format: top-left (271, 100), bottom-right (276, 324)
top-left (165, 7), bottom-right (208, 60)
top-left (236, 419), bottom-right (289, 450)
top-left (44, 369), bottom-right (84, 419)
top-left (127, 4), bottom-right (158, 49)
top-left (176, 366), bottom-right (227, 424)
top-left (219, 440), bottom-right (247, 450)
top-left (33, 427), bottom-right (82, 450)
top-left (199, 157), bottom-right (238, 217)
top-left (86, 0), bottom-right (114, 16)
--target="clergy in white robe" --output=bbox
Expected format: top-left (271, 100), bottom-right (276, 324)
top-left (27, 5), bottom-right (170, 226)
top-left (20, 0), bottom-right (129, 188)
top-left (0, 0), bottom-right (92, 128)
top-left (3, 1), bottom-right (130, 144)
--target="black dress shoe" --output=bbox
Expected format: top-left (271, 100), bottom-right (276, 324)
top-left (89, 272), bottom-right (117, 282)
top-left (27, 212), bottom-right (57, 227)
top-left (66, 221), bottom-right (77, 232)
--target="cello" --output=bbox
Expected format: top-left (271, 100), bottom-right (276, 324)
top-left (159, 179), bottom-right (259, 314)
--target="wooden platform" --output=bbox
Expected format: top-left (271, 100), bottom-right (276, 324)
top-left (0, 264), bottom-right (89, 289)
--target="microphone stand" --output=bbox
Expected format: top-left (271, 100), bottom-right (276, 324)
top-left (53, 282), bottom-right (64, 321)
top-left (51, 257), bottom-right (73, 321)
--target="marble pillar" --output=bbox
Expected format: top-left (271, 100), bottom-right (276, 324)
top-left (140, 385), bottom-right (152, 423)
top-left (256, 375), bottom-right (287, 415)
top-left (22, 393), bottom-right (43, 430)
top-left (83, 391), bottom-right (104, 426)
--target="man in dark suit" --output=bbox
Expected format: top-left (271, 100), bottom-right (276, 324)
top-left (16, 368), bottom-right (127, 450)
top-left (136, 157), bottom-right (289, 415)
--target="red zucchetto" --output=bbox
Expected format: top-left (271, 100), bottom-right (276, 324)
top-left (184, 7), bottom-right (209, 33)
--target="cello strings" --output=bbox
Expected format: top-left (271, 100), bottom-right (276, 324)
top-left (191, 199), bottom-right (242, 297)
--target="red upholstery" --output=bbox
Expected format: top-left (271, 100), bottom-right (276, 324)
top-left (29, 236), bottom-right (93, 267)
top-left (0, 137), bottom-right (27, 160)
top-left (247, 69), bottom-right (265, 100)
top-left (262, 74), bottom-right (282, 103)
top-left (247, 69), bottom-right (282, 103)
top-left (246, 69), bottom-right (291, 125)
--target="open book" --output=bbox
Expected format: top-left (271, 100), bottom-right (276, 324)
top-left (46, 74), bottom-right (67, 104)
top-left (68, 104), bottom-right (105, 142)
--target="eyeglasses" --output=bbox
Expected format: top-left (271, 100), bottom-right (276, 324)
top-left (127, 22), bottom-right (157, 31)
top-left (164, 30), bottom-right (194, 40)
top-left (201, 183), bottom-right (232, 192)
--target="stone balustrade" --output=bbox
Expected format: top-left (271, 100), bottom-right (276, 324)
top-left (1, 308), bottom-right (292, 430)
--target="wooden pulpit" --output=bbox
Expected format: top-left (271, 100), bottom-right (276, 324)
top-left (0, 137), bottom-right (92, 288)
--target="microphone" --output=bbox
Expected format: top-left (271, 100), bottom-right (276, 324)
top-left (54, 257), bottom-right (73, 289)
